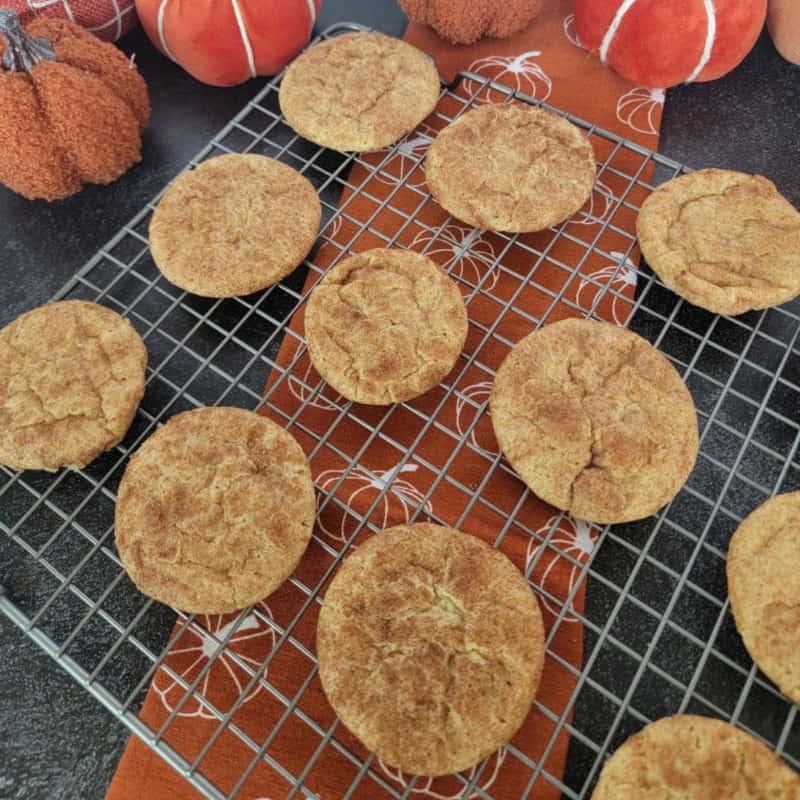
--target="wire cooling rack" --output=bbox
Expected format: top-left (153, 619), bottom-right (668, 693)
top-left (2, 20), bottom-right (800, 800)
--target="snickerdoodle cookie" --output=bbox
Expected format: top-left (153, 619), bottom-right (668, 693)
top-left (0, 300), bottom-right (146, 471)
top-left (304, 248), bottom-right (468, 405)
top-left (317, 523), bottom-right (544, 776)
top-left (279, 32), bottom-right (440, 151)
top-left (149, 154), bottom-right (321, 297)
top-left (637, 169), bottom-right (800, 315)
top-left (728, 492), bottom-right (800, 703)
top-left (425, 104), bottom-right (596, 232)
top-left (491, 319), bottom-right (698, 524)
top-left (115, 407), bottom-right (315, 613)
top-left (592, 715), bottom-right (800, 799)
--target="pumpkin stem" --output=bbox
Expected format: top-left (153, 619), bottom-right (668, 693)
top-left (0, 8), bottom-right (56, 73)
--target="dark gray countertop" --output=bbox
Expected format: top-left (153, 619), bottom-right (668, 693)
top-left (1, 2), bottom-right (798, 798)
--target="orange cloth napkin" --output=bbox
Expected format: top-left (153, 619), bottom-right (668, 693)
top-left (107, 3), bottom-right (663, 798)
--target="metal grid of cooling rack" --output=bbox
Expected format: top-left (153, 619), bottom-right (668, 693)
top-left (2, 20), bottom-right (799, 800)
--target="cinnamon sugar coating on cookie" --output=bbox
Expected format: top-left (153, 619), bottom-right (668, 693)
top-left (149, 154), bottom-right (321, 298)
top-left (728, 492), bottom-right (800, 703)
top-left (304, 248), bottom-right (468, 405)
top-left (279, 32), bottom-right (440, 152)
top-left (115, 407), bottom-right (315, 613)
top-left (491, 319), bottom-right (698, 523)
top-left (425, 104), bottom-right (596, 232)
top-left (637, 169), bottom-right (800, 316)
top-left (592, 715), bottom-right (800, 799)
top-left (317, 523), bottom-right (544, 776)
top-left (0, 300), bottom-right (146, 471)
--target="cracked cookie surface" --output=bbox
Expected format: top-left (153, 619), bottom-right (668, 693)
top-left (317, 523), bottom-right (544, 776)
top-left (728, 492), bottom-right (800, 704)
top-left (149, 154), bottom-right (321, 298)
top-left (0, 300), bottom-right (147, 471)
top-left (115, 407), bottom-right (315, 614)
top-left (304, 248), bottom-right (468, 405)
top-left (279, 32), bottom-right (440, 152)
top-left (592, 714), bottom-right (800, 799)
top-left (637, 169), bottom-right (800, 316)
top-left (490, 319), bottom-right (698, 524)
top-left (425, 104), bottom-right (596, 232)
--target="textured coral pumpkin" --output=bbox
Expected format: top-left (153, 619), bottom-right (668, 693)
top-left (399, 0), bottom-right (544, 45)
top-left (0, 9), bottom-right (149, 201)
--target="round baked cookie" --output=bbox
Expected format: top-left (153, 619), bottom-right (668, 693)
top-left (317, 523), bottom-right (544, 776)
top-left (115, 407), bottom-right (315, 614)
top-left (425, 104), bottom-right (596, 232)
top-left (592, 715), bottom-right (800, 799)
top-left (279, 32), bottom-right (440, 151)
top-left (149, 154), bottom-right (321, 298)
top-left (491, 318), bottom-right (698, 524)
top-left (0, 300), bottom-right (147, 472)
top-left (637, 169), bottom-right (800, 316)
top-left (727, 492), bottom-right (800, 703)
top-left (304, 248), bottom-right (468, 405)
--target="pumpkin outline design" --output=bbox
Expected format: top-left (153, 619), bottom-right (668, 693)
top-left (153, 602), bottom-right (278, 720)
top-left (526, 515), bottom-right (600, 623)
top-left (287, 353), bottom-right (346, 412)
top-left (379, 747), bottom-right (507, 799)
top-left (462, 50), bottom-right (553, 105)
top-left (570, 174), bottom-right (616, 228)
top-left (409, 224), bottom-right (500, 292)
top-left (454, 381), bottom-right (498, 459)
top-left (370, 123), bottom-right (438, 190)
top-left (315, 463), bottom-right (433, 545)
top-left (616, 87), bottom-right (665, 136)
top-left (575, 250), bottom-right (638, 326)
top-left (563, 13), bottom-right (582, 48)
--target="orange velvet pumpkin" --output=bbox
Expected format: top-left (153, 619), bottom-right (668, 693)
top-left (135, 0), bottom-right (322, 87)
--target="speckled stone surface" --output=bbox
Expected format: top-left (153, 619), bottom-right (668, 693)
top-left (1, 3), bottom-right (798, 799)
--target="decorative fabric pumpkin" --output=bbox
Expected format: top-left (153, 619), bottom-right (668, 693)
top-left (399, 0), bottom-right (545, 45)
top-left (0, 10), bottom-right (149, 201)
top-left (3, 0), bottom-right (136, 41)
top-left (574, 0), bottom-right (768, 88)
top-left (135, 0), bottom-right (321, 87)
top-left (768, 0), bottom-right (800, 64)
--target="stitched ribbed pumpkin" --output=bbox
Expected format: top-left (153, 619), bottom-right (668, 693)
top-left (0, 10), bottom-right (149, 201)
top-left (135, 0), bottom-right (321, 87)
top-left (574, 0), bottom-right (767, 88)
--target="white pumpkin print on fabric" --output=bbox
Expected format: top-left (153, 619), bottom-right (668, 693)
top-left (315, 463), bottom-right (433, 545)
top-left (371, 123), bottom-right (438, 190)
top-left (563, 13), bottom-right (582, 48)
top-left (575, 250), bottom-right (638, 326)
top-left (287, 354), bottom-right (345, 412)
top-left (379, 747), bottom-right (507, 800)
top-left (462, 51), bottom-right (553, 104)
top-left (153, 603), bottom-right (277, 719)
top-left (570, 175), bottom-right (616, 227)
top-left (616, 87), bottom-right (665, 136)
top-left (455, 381), bottom-right (498, 458)
top-left (409, 224), bottom-right (500, 292)
top-left (526, 516), bottom-right (600, 623)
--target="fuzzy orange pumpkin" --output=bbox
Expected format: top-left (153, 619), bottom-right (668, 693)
top-left (0, 10), bottom-right (149, 201)
top-left (399, 0), bottom-right (544, 45)
top-left (135, 0), bottom-right (321, 87)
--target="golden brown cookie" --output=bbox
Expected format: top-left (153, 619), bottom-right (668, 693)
top-left (592, 715), bottom-right (800, 799)
top-left (490, 319), bottom-right (698, 523)
top-left (304, 248), bottom-right (468, 405)
top-left (727, 492), bottom-right (800, 703)
top-left (115, 407), bottom-right (315, 614)
top-left (637, 169), bottom-right (800, 316)
top-left (0, 300), bottom-right (146, 471)
top-left (317, 523), bottom-right (544, 776)
top-left (279, 32), bottom-right (441, 152)
top-left (425, 104), bottom-right (596, 232)
top-left (149, 154), bottom-right (321, 298)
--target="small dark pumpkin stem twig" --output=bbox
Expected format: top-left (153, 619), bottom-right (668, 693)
top-left (0, 8), bottom-right (56, 73)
